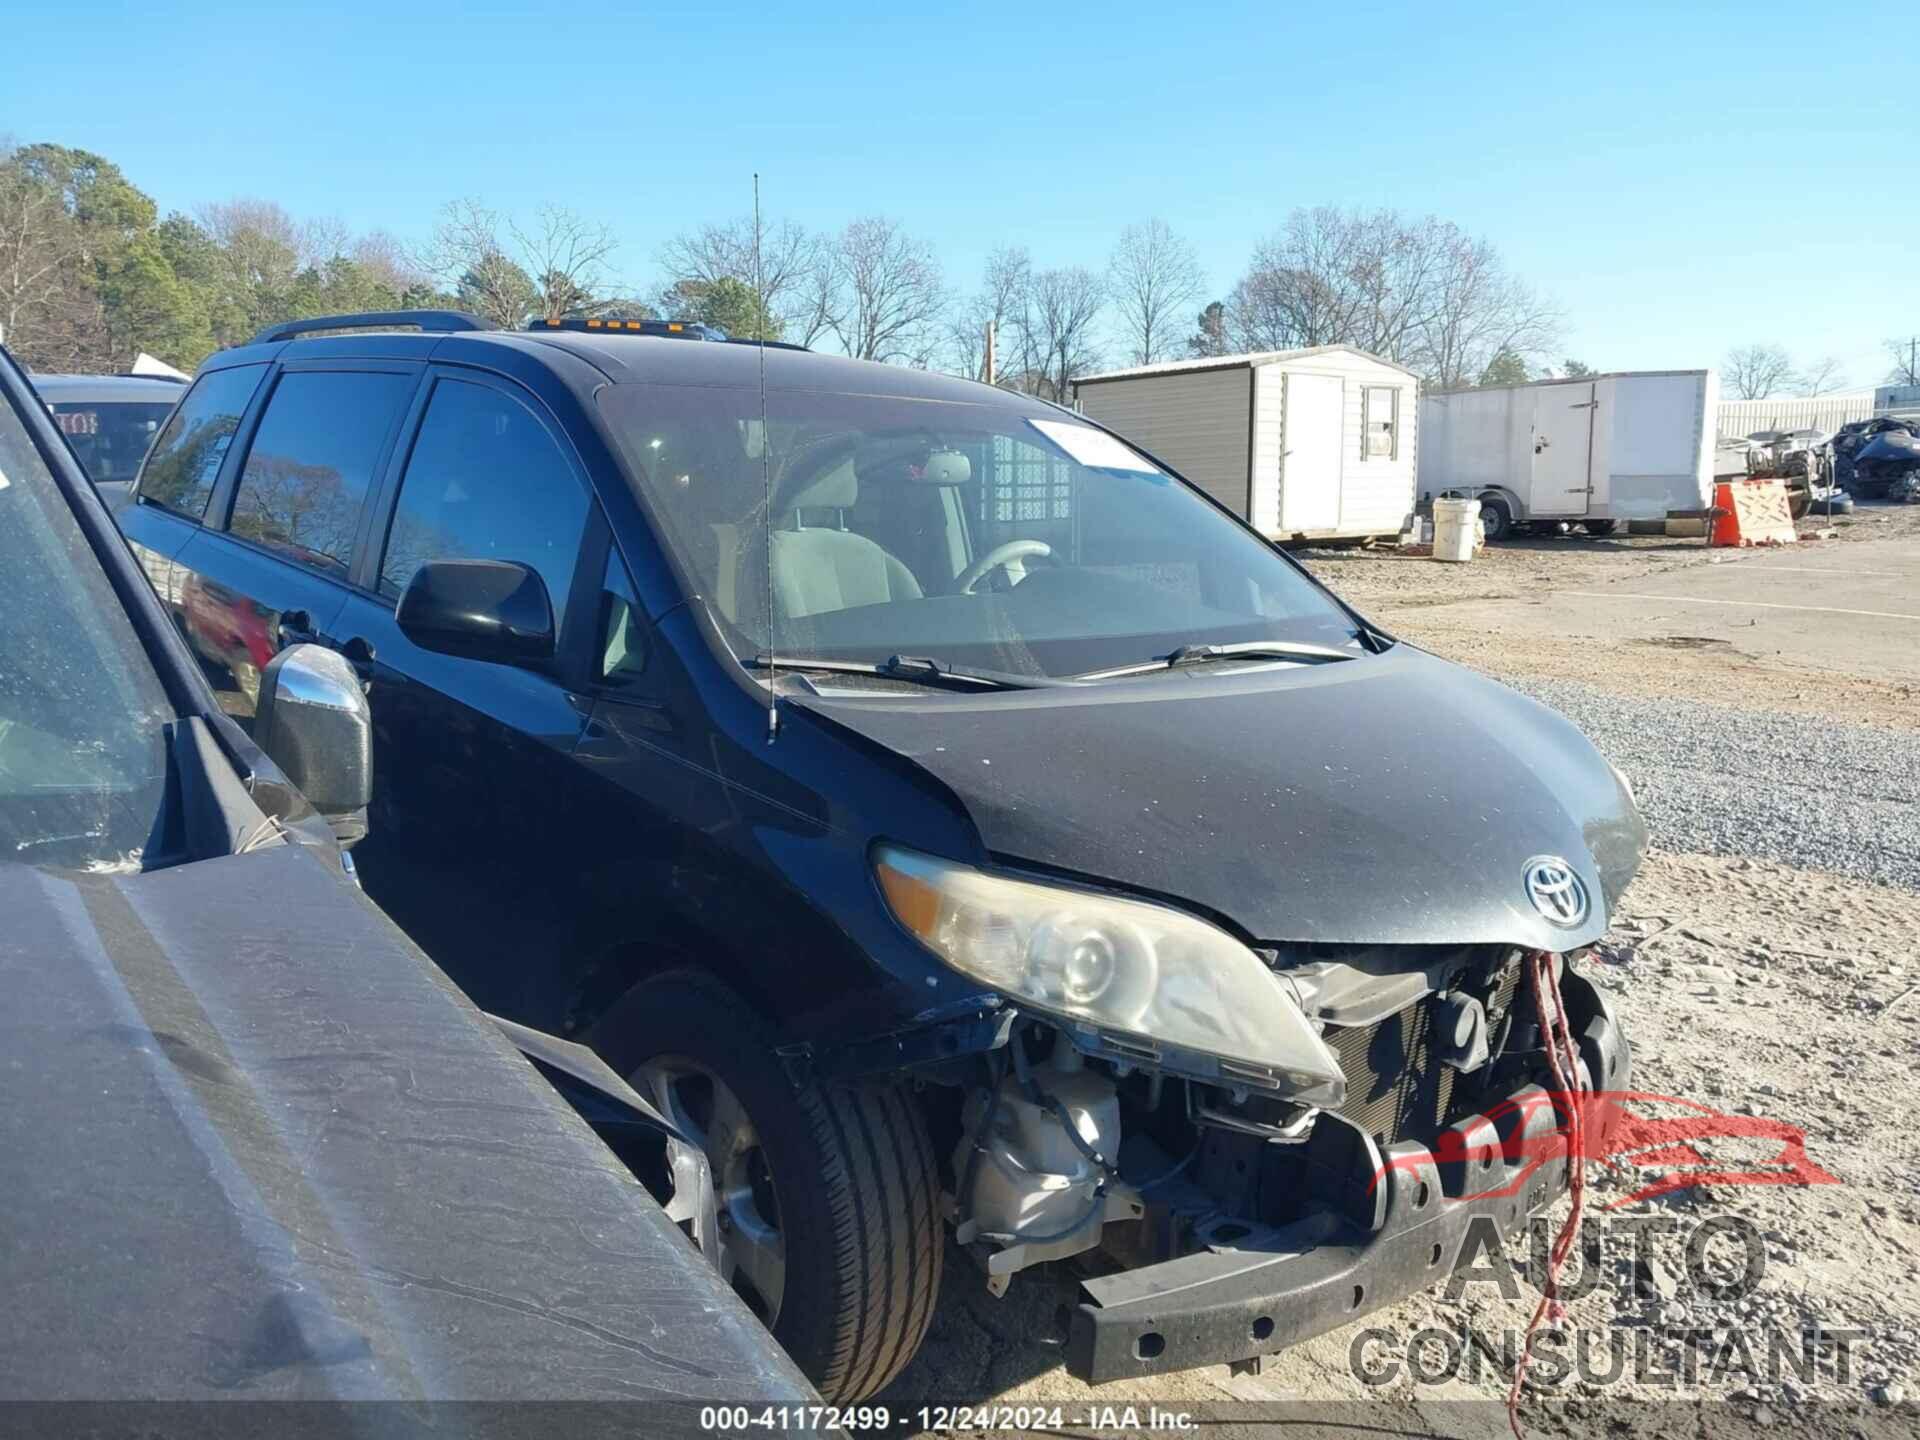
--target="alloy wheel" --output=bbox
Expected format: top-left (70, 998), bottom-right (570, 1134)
top-left (634, 1057), bottom-right (786, 1324)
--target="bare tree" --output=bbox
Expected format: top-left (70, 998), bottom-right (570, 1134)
top-left (197, 199), bottom-right (306, 301)
top-left (824, 216), bottom-right (946, 364)
top-left (509, 206), bottom-right (618, 322)
top-left (0, 140), bottom-right (92, 364)
top-left (349, 229), bottom-right (434, 295)
top-left (419, 200), bottom-right (525, 326)
top-left (1887, 337), bottom-right (1920, 387)
top-left (1223, 207), bottom-right (1558, 387)
top-left (299, 213), bottom-right (353, 267)
top-left (1108, 219), bottom-right (1204, 366)
top-left (420, 198), bottom-right (618, 326)
top-left (1414, 228), bottom-right (1559, 389)
top-left (657, 215), bottom-right (831, 342)
top-left (1026, 266), bottom-right (1105, 401)
top-left (1723, 343), bottom-right (1798, 401)
top-left (946, 246), bottom-right (1034, 384)
top-left (1799, 356), bottom-right (1846, 397)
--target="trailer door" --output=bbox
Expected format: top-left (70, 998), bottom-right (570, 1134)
top-left (1279, 371), bottom-right (1343, 532)
top-left (1529, 383), bottom-right (1595, 517)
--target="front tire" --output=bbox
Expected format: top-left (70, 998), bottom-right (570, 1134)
top-left (599, 971), bottom-right (943, 1401)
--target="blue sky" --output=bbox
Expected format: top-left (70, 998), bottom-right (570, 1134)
top-left (6, 1), bottom-right (1910, 384)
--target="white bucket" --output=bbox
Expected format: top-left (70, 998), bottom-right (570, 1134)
top-left (1432, 497), bottom-right (1481, 563)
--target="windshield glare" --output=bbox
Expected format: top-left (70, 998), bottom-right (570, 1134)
top-left (1, 392), bottom-right (174, 870)
top-left (599, 387), bottom-right (1359, 680)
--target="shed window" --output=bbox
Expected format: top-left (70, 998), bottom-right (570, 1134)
top-left (1362, 386), bottom-right (1399, 461)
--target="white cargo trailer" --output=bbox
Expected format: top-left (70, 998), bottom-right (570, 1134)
top-left (1070, 346), bottom-right (1419, 542)
top-left (1418, 370), bottom-right (1718, 538)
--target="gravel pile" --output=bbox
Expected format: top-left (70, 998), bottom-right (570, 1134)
top-left (1515, 677), bottom-right (1920, 891)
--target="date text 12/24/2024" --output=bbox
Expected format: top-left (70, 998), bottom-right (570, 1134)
top-left (700, 1405), bottom-right (1200, 1433)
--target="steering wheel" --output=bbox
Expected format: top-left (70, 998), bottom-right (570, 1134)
top-left (957, 540), bottom-right (1053, 594)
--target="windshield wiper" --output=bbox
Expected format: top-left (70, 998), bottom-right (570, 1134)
top-left (1074, 639), bottom-right (1359, 681)
top-left (746, 653), bottom-right (1080, 691)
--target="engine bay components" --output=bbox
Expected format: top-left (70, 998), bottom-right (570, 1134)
top-left (953, 1041), bottom-right (1142, 1292)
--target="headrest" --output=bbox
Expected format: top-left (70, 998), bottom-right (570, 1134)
top-left (774, 432), bottom-right (860, 517)
top-left (782, 456), bottom-right (858, 514)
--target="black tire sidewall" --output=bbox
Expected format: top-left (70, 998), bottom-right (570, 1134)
top-left (593, 972), bottom-right (867, 1383)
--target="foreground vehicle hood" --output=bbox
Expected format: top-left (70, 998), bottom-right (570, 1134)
top-left (800, 646), bottom-right (1644, 953)
top-left (0, 845), bottom-right (809, 1407)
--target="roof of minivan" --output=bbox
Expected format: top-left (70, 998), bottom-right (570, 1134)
top-left (31, 373), bottom-right (187, 403)
top-left (221, 325), bottom-right (1053, 414)
top-left (499, 329), bottom-right (1047, 408)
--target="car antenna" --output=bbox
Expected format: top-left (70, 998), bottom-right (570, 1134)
top-left (756, 172), bottom-right (779, 744)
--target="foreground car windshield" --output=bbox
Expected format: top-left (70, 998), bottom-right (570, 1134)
top-left (600, 386), bottom-right (1361, 679)
top-left (0, 395), bottom-right (174, 870)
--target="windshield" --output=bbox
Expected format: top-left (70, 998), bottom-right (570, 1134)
top-left (48, 399), bottom-right (176, 484)
top-left (598, 386), bottom-right (1361, 679)
top-left (1, 387), bottom-right (175, 870)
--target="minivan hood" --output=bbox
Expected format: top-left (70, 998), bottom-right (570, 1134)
top-left (796, 646), bottom-right (1644, 953)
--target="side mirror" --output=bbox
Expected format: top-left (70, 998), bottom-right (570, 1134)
top-left (255, 644), bottom-right (373, 846)
top-left (396, 559), bottom-right (555, 667)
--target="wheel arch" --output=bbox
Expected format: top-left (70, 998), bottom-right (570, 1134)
top-left (1477, 485), bottom-right (1523, 518)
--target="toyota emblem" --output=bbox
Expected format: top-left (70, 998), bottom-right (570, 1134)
top-left (1524, 857), bottom-right (1590, 928)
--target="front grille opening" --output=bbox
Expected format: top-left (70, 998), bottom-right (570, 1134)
top-left (1320, 950), bottom-right (1530, 1148)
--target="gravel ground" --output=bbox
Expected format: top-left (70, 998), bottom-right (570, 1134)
top-left (1513, 678), bottom-right (1920, 891)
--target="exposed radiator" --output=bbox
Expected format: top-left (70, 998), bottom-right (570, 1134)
top-left (1324, 1002), bottom-right (1453, 1146)
top-left (1322, 951), bottom-right (1525, 1146)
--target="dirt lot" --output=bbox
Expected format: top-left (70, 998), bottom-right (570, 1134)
top-left (879, 502), bottom-right (1920, 1437)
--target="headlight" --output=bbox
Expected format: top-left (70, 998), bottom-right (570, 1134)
top-left (874, 845), bottom-right (1345, 1105)
top-left (1610, 762), bottom-right (1636, 805)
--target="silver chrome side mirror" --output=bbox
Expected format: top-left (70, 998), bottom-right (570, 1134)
top-left (255, 644), bottom-right (372, 847)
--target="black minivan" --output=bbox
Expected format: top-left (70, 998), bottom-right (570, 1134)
top-left (119, 310), bottom-right (1645, 1400)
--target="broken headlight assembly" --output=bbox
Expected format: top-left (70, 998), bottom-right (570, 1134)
top-left (873, 844), bottom-right (1346, 1106)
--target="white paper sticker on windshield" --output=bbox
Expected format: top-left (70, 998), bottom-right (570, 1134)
top-left (1028, 418), bottom-right (1163, 474)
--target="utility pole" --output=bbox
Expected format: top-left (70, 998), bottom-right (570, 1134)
top-left (983, 320), bottom-right (996, 386)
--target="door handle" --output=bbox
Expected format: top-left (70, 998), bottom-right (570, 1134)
top-left (277, 609), bottom-right (318, 647)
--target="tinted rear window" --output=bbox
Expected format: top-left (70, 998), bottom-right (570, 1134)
top-left (50, 400), bottom-right (176, 484)
top-left (229, 370), bottom-right (413, 578)
top-left (135, 365), bottom-right (266, 519)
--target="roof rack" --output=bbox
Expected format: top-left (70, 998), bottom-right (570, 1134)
top-left (249, 310), bottom-right (489, 345)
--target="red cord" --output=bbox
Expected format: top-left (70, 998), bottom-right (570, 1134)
top-left (1507, 950), bottom-right (1588, 1440)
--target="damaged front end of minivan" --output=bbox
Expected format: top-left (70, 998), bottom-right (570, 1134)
top-left (863, 842), bottom-right (1631, 1382)
top-left (788, 643), bottom-right (1648, 1384)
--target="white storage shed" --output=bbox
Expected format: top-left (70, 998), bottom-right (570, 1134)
top-left (1070, 346), bottom-right (1420, 541)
